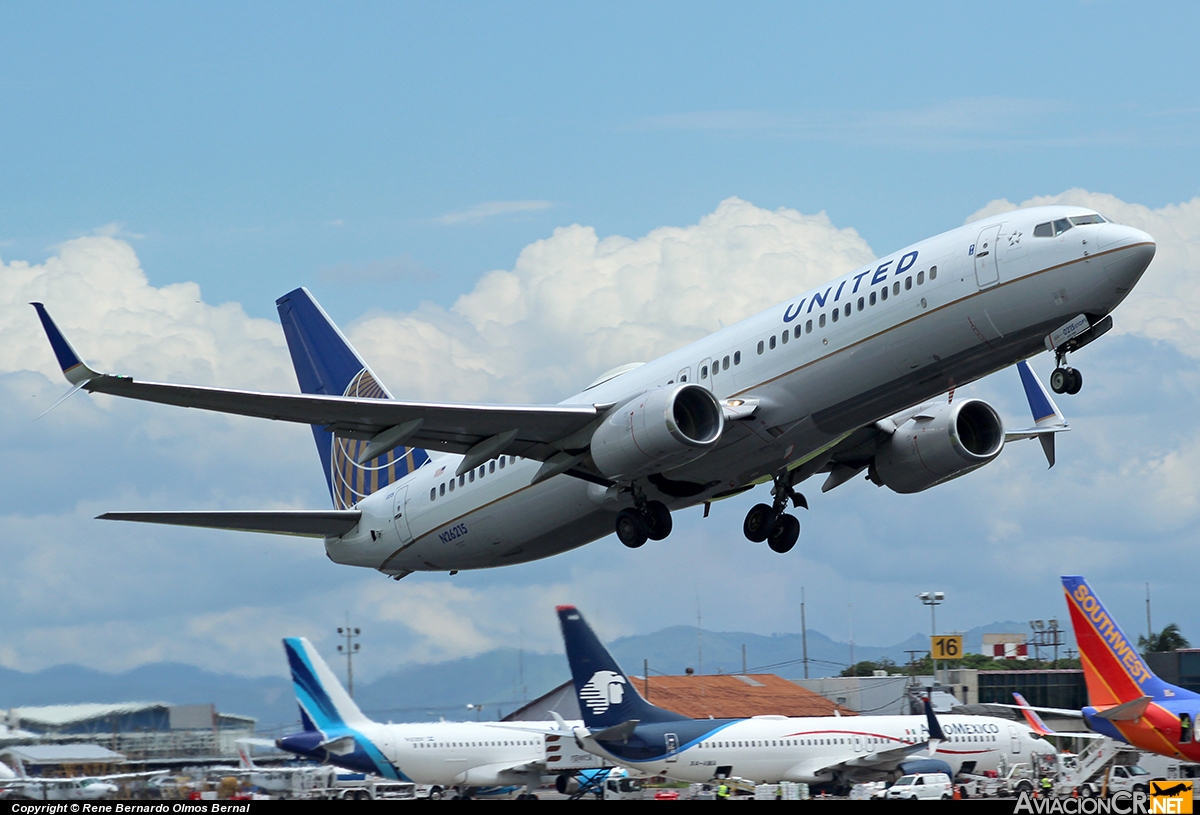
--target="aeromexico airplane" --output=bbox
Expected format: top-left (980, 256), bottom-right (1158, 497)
top-left (1007, 577), bottom-right (1199, 763)
top-left (33, 205), bottom-right (1155, 575)
top-left (275, 636), bottom-right (601, 799)
top-left (555, 605), bottom-right (1056, 789)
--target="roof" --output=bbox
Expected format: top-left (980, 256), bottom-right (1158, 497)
top-left (633, 674), bottom-right (857, 719)
top-left (504, 674), bottom-right (855, 722)
top-left (2, 744), bottom-right (126, 764)
top-left (13, 702), bottom-right (169, 728)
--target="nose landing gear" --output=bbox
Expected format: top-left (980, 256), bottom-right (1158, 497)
top-left (1049, 365), bottom-right (1082, 395)
top-left (742, 472), bottom-right (807, 553)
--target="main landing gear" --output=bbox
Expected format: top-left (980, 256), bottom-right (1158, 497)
top-left (743, 472), bottom-right (807, 553)
top-left (615, 485), bottom-right (673, 548)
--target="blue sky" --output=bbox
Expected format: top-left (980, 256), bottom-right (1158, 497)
top-left (2, 2), bottom-right (1198, 680)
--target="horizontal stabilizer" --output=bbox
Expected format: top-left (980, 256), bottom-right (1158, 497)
top-left (591, 719), bottom-right (640, 742)
top-left (1094, 695), bottom-right (1152, 721)
top-left (1005, 361), bottom-right (1070, 467)
top-left (97, 510), bottom-right (361, 537)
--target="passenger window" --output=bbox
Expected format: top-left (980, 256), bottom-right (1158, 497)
top-left (490, 461), bottom-right (495, 473)
top-left (805, 319), bottom-right (812, 333)
top-left (458, 474), bottom-right (465, 487)
top-left (449, 480), bottom-right (455, 492)
top-left (905, 277), bottom-right (912, 290)
top-left (893, 281), bottom-right (900, 295)
top-left (469, 470), bottom-right (475, 483)
top-left (929, 265), bottom-right (937, 280)
top-left (499, 458), bottom-right (505, 469)
top-left (757, 340), bottom-right (764, 354)
top-left (734, 350), bottom-right (741, 364)
top-left (881, 286), bottom-right (888, 301)
top-left (781, 330), bottom-right (788, 344)
top-left (819, 314), bottom-right (826, 328)
top-left (440, 483), bottom-right (446, 496)
top-left (917, 270), bottom-right (924, 285)
top-left (857, 296), bottom-right (864, 311)
top-left (430, 488), bottom-right (436, 501)
top-left (479, 465), bottom-right (485, 478)
top-left (844, 303), bottom-right (851, 317)
top-left (769, 335), bottom-right (776, 349)
top-left (793, 325), bottom-right (801, 339)
top-left (1054, 218), bottom-right (1073, 236)
top-left (869, 291), bottom-right (876, 306)
top-left (831, 309), bottom-right (839, 323)
top-left (723, 355), bottom-right (730, 370)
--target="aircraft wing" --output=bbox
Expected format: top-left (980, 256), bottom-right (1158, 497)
top-left (33, 303), bottom-right (603, 464)
top-left (97, 510), bottom-right (362, 537)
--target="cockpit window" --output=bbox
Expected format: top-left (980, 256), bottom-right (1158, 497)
top-left (1053, 218), bottom-right (1073, 236)
top-left (1034, 222), bottom-right (1053, 238)
top-left (1034, 218), bottom-right (1084, 237)
top-left (1069, 214), bottom-right (1105, 226)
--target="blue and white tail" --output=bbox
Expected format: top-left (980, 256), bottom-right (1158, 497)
top-left (283, 636), bottom-right (371, 732)
top-left (557, 605), bottom-right (688, 730)
top-left (276, 288), bottom-right (429, 509)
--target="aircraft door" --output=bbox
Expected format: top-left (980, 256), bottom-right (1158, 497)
top-left (974, 225), bottom-right (1001, 288)
top-left (677, 367), bottom-right (691, 383)
top-left (1008, 725), bottom-right (1022, 755)
top-left (664, 733), bottom-right (679, 762)
top-left (853, 735), bottom-right (863, 752)
top-left (697, 358), bottom-right (712, 390)
top-left (392, 486), bottom-right (413, 543)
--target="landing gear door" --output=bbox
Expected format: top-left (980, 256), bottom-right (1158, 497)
top-left (974, 225), bottom-right (1002, 288)
top-left (392, 485), bottom-right (413, 543)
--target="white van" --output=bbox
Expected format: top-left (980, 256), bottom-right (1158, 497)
top-left (883, 773), bottom-right (954, 800)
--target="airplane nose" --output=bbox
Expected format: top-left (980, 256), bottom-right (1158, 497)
top-left (1097, 223), bottom-right (1154, 250)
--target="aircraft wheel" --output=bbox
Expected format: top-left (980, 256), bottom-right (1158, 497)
top-left (743, 503), bottom-right (774, 543)
top-left (767, 514), bottom-right (800, 553)
top-left (1065, 367), bottom-right (1083, 394)
top-left (1050, 367), bottom-right (1067, 394)
top-left (428, 786), bottom-right (443, 800)
top-left (644, 500), bottom-right (673, 540)
top-left (615, 508), bottom-right (649, 548)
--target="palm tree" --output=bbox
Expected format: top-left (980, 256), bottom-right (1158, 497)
top-left (1138, 623), bottom-right (1190, 653)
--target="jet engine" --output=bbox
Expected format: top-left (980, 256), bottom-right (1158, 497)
top-left (590, 383), bottom-right (724, 481)
top-left (869, 398), bottom-right (1005, 494)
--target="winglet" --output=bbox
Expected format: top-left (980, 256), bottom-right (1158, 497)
top-left (30, 303), bottom-right (100, 386)
top-left (1005, 361), bottom-right (1070, 468)
top-left (922, 696), bottom-right (945, 743)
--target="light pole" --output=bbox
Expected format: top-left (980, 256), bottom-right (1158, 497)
top-left (337, 620), bottom-right (361, 698)
top-left (467, 703), bottom-right (484, 721)
top-left (917, 591), bottom-right (944, 685)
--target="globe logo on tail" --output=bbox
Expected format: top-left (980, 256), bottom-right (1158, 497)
top-left (579, 670), bottom-right (627, 715)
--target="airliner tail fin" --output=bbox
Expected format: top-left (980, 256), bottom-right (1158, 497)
top-left (283, 636), bottom-right (371, 731)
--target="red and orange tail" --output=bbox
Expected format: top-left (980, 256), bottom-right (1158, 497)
top-left (1061, 576), bottom-right (1171, 707)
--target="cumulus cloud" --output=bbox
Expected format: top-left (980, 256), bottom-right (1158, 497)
top-left (437, 200), bottom-right (556, 225)
top-left (355, 197), bottom-right (874, 403)
top-left (966, 190), bottom-right (1200, 357)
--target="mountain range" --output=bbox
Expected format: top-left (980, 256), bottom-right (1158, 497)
top-left (1, 621), bottom-right (1041, 732)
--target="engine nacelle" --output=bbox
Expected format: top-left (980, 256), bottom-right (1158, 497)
top-left (590, 383), bottom-right (724, 481)
top-left (870, 398), bottom-right (1005, 494)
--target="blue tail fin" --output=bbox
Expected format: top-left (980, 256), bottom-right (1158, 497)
top-left (276, 288), bottom-right (430, 509)
top-left (557, 606), bottom-right (688, 729)
top-left (283, 636), bottom-right (371, 731)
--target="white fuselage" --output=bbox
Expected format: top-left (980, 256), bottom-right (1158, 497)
top-left (326, 206), bottom-right (1154, 574)
top-left (584, 714), bottom-right (1055, 785)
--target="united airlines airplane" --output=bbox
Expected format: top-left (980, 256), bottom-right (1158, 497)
top-left (554, 604), bottom-right (1056, 789)
top-left (32, 205), bottom-right (1154, 575)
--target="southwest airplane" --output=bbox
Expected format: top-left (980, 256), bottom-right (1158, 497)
top-left (1008, 577), bottom-right (1199, 763)
top-left (32, 205), bottom-right (1154, 575)
top-left (275, 636), bottom-right (601, 800)
top-left (554, 605), bottom-right (1055, 790)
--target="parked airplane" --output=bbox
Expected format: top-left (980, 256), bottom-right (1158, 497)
top-left (1004, 577), bottom-right (1199, 763)
top-left (274, 636), bottom-right (601, 800)
top-left (554, 604), bottom-right (1055, 790)
top-left (33, 205), bottom-right (1154, 574)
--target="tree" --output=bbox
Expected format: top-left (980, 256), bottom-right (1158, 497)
top-left (1139, 623), bottom-right (1190, 653)
top-left (840, 658), bottom-right (899, 677)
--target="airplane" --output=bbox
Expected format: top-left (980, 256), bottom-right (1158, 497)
top-left (553, 604), bottom-right (1056, 791)
top-left (31, 204), bottom-right (1155, 575)
top-left (999, 577), bottom-right (1199, 763)
top-left (274, 636), bottom-right (603, 800)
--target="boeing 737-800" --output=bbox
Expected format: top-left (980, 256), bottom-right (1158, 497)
top-left (33, 205), bottom-right (1154, 575)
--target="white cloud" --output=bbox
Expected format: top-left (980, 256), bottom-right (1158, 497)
top-left (437, 200), bottom-right (556, 225)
